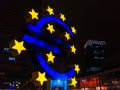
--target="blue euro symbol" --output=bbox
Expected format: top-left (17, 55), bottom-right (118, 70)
top-left (22, 16), bottom-right (75, 80)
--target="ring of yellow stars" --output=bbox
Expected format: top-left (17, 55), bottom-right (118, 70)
top-left (70, 45), bottom-right (76, 54)
top-left (46, 51), bottom-right (55, 63)
top-left (12, 40), bottom-right (26, 54)
top-left (71, 26), bottom-right (76, 34)
top-left (70, 77), bottom-right (78, 87)
top-left (60, 13), bottom-right (66, 21)
top-left (46, 6), bottom-right (54, 15)
top-left (74, 64), bottom-right (80, 74)
top-left (36, 72), bottom-right (47, 86)
top-left (29, 8), bottom-right (39, 20)
top-left (47, 24), bottom-right (55, 34)
top-left (65, 32), bottom-right (71, 40)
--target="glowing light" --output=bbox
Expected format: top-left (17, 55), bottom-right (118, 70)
top-left (80, 77), bottom-right (100, 88)
top-left (70, 45), bottom-right (76, 54)
top-left (9, 81), bottom-right (20, 89)
top-left (47, 24), bottom-right (55, 34)
top-left (65, 32), bottom-right (70, 40)
top-left (47, 6), bottom-right (54, 15)
top-left (60, 13), bottom-right (66, 21)
top-left (26, 24), bottom-right (70, 48)
top-left (23, 35), bottom-right (61, 54)
top-left (29, 9), bottom-right (39, 20)
top-left (57, 79), bottom-right (60, 82)
top-left (12, 40), bottom-right (26, 54)
top-left (74, 64), bottom-right (80, 74)
top-left (70, 77), bottom-right (77, 87)
top-left (4, 48), bottom-right (9, 51)
top-left (51, 80), bottom-right (67, 90)
top-left (8, 57), bottom-right (16, 61)
top-left (46, 51), bottom-right (55, 63)
top-left (71, 26), bottom-right (76, 34)
top-left (36, 72), bottom-right (47, 85)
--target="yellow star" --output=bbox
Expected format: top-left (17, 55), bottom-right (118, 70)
top-left (60, 13), bottom-right (66, 21)
top-left (46, 51), bottom-right (55, 63)
top-left (12, 40), bottom-right (26, 54)
top-left (36, 72), bottom-right (47, 86)
top-left (70, 45), bottom-right (76, 54)
top-left (74, 64), bottom-right (80, 74)
top-left (28, 8), bottom-right (39, 20)
top-left (71, 26), bottom-right (76, 34)
top-left (16, 84), bottom-right (18, 87)
top-left (46, 6), bottom-right (54, 15)
top-left (65, 32), bottom-right (70, 40)
top-left (47, 24), bottom-right (55, 34)
top-left (70, 77), bottom-right (78, 87)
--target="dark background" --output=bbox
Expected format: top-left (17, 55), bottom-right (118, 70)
top-left (0, 0), bottom-right (120, 74)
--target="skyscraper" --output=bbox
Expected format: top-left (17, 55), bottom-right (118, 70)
top-left (84, 40), bottom-right (106, 73)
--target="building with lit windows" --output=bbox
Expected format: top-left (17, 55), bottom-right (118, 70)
top-left (84, 40), bottom-right (106, 73)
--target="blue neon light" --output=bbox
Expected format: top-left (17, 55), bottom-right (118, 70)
top-left (27, 16), bottom-right (73, 37)
top-left (51, 80), bottom-right (63, 87)
top-left (22, 16), bottom-right (75, 80)
top-left (23, 35), bottom-right (61, 54)
top-left (35, 16), bottom-right (73, 37)
top-left (27, 16), bottom-right (71, 48)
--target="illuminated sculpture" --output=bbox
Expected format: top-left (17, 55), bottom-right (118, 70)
top-left (22, 15), bottom-right (75, 81)
top-left (23, 6), bottom-right (80, 87)
top-left (9, 5), bottom-right (80, 88)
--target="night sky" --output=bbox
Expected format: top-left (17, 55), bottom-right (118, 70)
top-left (0, 0), bottom-right (120, 74)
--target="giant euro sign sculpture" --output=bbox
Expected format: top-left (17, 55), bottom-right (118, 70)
top-left (22, 16), bottom-right (75, 80)
top-left (7, 6), bottom-right (80, 87)
top-left (21, 6), bottom-right (80, 87)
